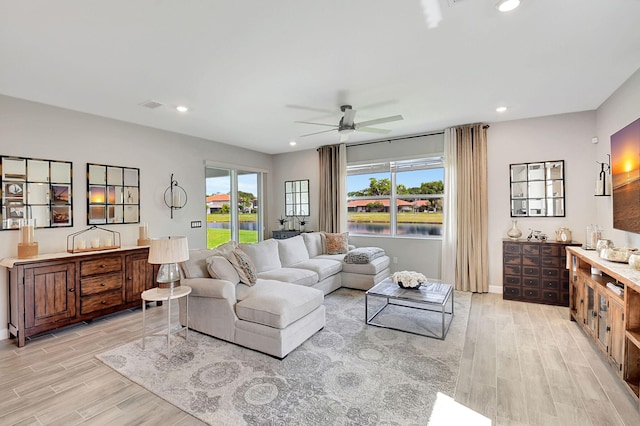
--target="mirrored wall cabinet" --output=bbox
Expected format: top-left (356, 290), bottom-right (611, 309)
top-left (87, 163), bottom-right (140, 224)
top-left (1, 156), bottom-right (73, 230)
top-left (285, 179), bottom-right (309, 216)
top-left (510, 160), bottom-right (565, 217)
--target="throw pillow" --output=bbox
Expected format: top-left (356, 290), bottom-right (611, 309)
top-left (206, 255), bottom-right (240, 284)
top-left (324, 232), bottom-right (349, 254)
top-left (227, 248), bottom-right (258, 285)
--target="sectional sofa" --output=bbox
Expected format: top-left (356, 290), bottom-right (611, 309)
top-left (178, 232), bottom-right (390, 358)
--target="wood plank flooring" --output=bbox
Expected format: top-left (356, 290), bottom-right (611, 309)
top-left (456, 293), bottom-right (640, 426)
top-left (0, 294), bottom-right (638, 425)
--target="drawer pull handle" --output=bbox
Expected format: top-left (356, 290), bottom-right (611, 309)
top-left (101, 300), bottom-right (107, 304)
top-left (128, 276), bottom-right (132, 280)
top-left (69, 288), bottom-right (75, 292)
top-left (100, 264), bottom-right (106, 268)
top-left (101, 282), bottom-right (106, 286)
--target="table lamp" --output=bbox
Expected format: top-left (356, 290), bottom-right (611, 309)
top-left (148, 236), bottom-right (189, 289)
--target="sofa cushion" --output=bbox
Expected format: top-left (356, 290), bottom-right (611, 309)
top-left (257, 268), bottom-right (318, 287)
top-left (289, 258), bottom-right (342, 281)
top-left (239, 239), bottom-right (281, 273)
top-left (181, 249), bottom-right (214, 278)
top-left (342, 255), bottom-right (391, 275)
top-left (302, 232), bottom-right (324, 258)
top-left (180, 241), bottom-right (238, 279)
top-left (227, 248), bottom-right (258, 285)
top-left (278, 235), bottom-right (310, 266)
top-left (324, 232), bottom-right (349, 254)
top-left (235, 280), bottom-right (324, 329)
top-left (206, 255), bottom-right (240, 284)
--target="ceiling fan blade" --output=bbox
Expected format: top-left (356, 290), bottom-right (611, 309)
top-left (355, 115), bottom-right (403, 129)
top-left (357, 127), bottom-right (391, 134)
top-left (340, 133), bottom-right (350, 143)
top-left (342, 108), bottom-right (356, 126)
top-left (299, 129), bottom-right (337, 138)
top-left (294, 121), bottom-right (337, 128)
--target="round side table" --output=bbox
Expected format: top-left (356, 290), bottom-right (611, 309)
top-left (141, 286), bottom-right (191, 358)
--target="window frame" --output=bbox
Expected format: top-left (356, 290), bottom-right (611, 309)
top-left (346, 156), bottom-right (444, 239)
top-left (205, 161), bottom-right (266, 248)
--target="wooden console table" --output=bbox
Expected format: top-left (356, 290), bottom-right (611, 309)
top-left (1, 246), bottom-right (156, 347)
top-left (567, 246), bottom-right (640, 404)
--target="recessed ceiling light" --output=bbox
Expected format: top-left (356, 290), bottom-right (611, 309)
top-left (496, 0), bottom-right (520, 12)
top-left (176, 105), bottom-right (189, 113)
top-left (496, 106), bottom-right (508, 113)
top-left (289, 141), bottom-right (297, 146)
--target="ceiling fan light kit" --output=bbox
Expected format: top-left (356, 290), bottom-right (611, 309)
top-left (295, 104), bottom-right (403, 142)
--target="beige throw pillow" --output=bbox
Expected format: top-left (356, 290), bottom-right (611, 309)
top-left (324, 232), bottom-right (349, 254)
top-left (227, 248), bottom-right (258, 285)
top-left (206, 255), bottom-right (240, 284)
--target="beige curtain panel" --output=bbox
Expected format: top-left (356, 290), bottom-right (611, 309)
top-left (454, 124), bottom-right (489, 293)
top-left (318, 144), bottom-right (346, 233)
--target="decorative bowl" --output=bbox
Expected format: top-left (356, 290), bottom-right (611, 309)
top-left (600, 247), bottom-right (638, 263)
top-left (397, 282), bottom-right (422, 290)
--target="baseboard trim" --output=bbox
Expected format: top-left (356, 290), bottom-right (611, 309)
top-left (0, 328), bottom-right (9, 341)
top-left (488, 285), bottom-right (502, 294)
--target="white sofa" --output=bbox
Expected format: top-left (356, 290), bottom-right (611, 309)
top-left (178, 232), bottom-right (390, 358)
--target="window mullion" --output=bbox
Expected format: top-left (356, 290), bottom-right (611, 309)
top-left (390, 170), bottom-right (397, 237)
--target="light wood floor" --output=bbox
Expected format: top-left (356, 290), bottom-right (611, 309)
top-left (456, 293), bottom-right (640, 426)
top-left (1, 294), bottom-right (639, 425)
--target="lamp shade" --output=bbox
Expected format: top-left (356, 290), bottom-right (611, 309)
top-left (148, 236), bottom-right (189, 265)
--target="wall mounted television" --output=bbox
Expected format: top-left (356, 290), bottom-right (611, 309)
top-left (611, 117), bottom-right (640, 233)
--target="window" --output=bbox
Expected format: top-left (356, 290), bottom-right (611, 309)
top-left (347, 157), bottom-right (444, 238)
top-left (205, 165), bottom-right (263, 248)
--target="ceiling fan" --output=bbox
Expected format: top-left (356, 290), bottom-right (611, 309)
top-left (296, 105), bottom-right (403, 142)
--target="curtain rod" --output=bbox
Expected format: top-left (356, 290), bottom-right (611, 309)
top-left (346, 130), bottom-right (445, 148)
top-left (316, 124), bottom-right (490, 150)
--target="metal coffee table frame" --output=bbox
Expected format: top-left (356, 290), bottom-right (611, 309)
top-left (365, 278), bottom-right (454, 340)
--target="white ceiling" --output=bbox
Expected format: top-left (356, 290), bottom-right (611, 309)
top-left (1, 0), bottom-right (640, 154)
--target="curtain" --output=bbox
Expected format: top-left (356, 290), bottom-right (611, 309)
top-left (441, 128), bottom-right (457, 287)
top-left (454, 124), bottom-right (489, 292)
top-left (318, 144), bottom-right (347, 232)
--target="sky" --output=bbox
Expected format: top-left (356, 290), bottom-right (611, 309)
top-left (347, 168), bottom-right (444, 193)
top-left (206, 174), bottom-right (257, 196)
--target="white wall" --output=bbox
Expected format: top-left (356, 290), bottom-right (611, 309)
top-left (0, 95), bottom-right (272, 340)
top-left (595, 68), bottom-right (640, 246)
top-left (487, 111), bottom-right (598, 292)
top-left (267, 149), bottom-right (319, 235)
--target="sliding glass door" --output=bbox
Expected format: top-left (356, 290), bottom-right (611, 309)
top-left (205, 165), bottom-right (263, 248)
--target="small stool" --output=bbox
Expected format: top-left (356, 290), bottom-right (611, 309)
top-left (141, 286), bottom-right (191, 358)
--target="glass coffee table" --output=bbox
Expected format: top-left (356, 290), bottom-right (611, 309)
top-left (365, 277), bottom-right (454, 339)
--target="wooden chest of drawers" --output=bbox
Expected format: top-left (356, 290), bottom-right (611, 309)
top-left (503, 239), bottom-right (581, 306)
top-left (3, 247), bottom-right (155, 346)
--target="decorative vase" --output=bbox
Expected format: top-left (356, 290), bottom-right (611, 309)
top-left (507, 220), bottom-right (522, 240)
top-left (629, 253), bottom-right (640, 270)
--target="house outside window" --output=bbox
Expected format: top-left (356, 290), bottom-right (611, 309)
top-left (347, 157), bottom-right (444, 238)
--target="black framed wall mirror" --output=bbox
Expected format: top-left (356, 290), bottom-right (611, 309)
top-left (1, 155), bottom-right (73, 229)
top-left (284, 179), bottom-right (309, 216)
top-left (510, 160), bottom-right (565, 217)
top-left (87, 163), bottom-right (140, 224)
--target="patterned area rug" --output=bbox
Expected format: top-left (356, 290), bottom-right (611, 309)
top-left (97, 288), bottom-right (470, 425)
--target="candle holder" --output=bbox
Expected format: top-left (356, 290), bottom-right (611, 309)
top-left (67, 225), bottom-right (121, 253)
top-left (17, 219), bottom-right (38, 259)
top-left (137, 222), bottom-right (151, 246)
top-left (163, 173), bottom-right (188, 219)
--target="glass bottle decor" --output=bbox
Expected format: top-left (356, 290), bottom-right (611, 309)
top-left (507, 220), bottom-right (522, 240)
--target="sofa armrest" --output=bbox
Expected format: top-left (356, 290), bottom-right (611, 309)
top-left (181, 277), bottom-right (237, 301)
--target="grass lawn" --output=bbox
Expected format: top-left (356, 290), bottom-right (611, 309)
top-left (348, 212), bottom-right (443, 224)
top-left (207, 213), bottom-right (256, 222)
top-left (207, 228), bottom-right (258, 248)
